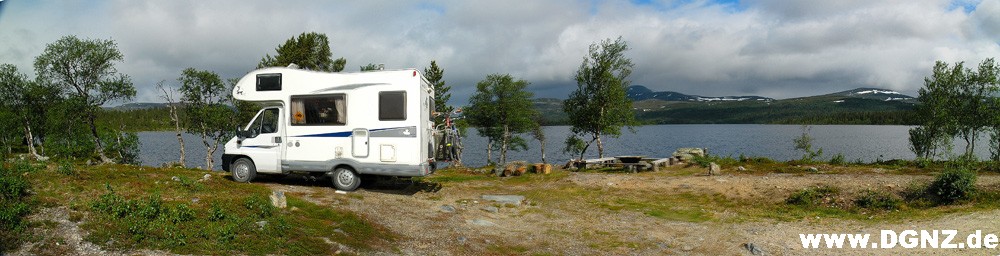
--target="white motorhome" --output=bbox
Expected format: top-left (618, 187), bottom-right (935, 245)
top-left (222, 67), bottom-right (437, 191)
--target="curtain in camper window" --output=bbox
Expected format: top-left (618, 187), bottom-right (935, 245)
top-left (291, 100), bottom-right (306, 125)
top-left (290, 94), bottom-right (346, 125)
top-left (335, 97), bottom-right (346, 124)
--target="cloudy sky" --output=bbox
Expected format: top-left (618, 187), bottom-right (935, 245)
top-left (1, 0), bottom-right (999, 105)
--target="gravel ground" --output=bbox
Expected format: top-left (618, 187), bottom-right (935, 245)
top-left (14, 166), bottom-right (1000, 255)
top-left (260, 169), bottom-right (1000, 255)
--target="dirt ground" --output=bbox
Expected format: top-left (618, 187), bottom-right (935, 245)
top-left (257, 167), bottom-right (1000, 255)
top-left (13, 165), bottom-right (1000, 255)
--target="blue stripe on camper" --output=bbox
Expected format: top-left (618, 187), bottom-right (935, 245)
top-left (294, 131), bottom-right (353, 138)
top-left (292, 127), bottom-right (413, 138)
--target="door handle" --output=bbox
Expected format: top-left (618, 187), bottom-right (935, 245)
top-left (273, 136), bottom-right (282, 143)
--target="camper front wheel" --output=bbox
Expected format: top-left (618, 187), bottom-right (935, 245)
top-left (332, 167), bottom-right (361, 191)
top-left (231, 158), bottom-right (257, 183)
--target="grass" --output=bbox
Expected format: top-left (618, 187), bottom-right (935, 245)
top-left (0, 160), bottom-right (39, 252)
top-left (20, 161), bottom-right (396, 255)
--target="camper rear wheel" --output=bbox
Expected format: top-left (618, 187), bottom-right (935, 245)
top-left (332, 167), bottom-right (361, 191)
top-left (231, 158), bottom-right (257, 183)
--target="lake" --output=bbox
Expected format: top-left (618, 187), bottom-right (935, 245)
top-left (139, 125), bottom-right (991, 170)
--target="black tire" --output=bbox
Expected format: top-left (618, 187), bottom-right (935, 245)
top-left (332, 167), bottom-right (361, 191)
top-left (231, 158), bottom-right (257, 183)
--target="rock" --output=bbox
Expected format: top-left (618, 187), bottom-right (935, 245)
top-left (270, 190), bottom-right (287, 209)
top-left (171, 176), bottom-right (180, 182)
top-left (467, 219), bottom-right (495, 226)
top-left (673, 148), bottom-right (705, 158)
top-left (457, 236), bottom-right (467, 244)
top-left (191, 197), bottom-right (200, 203)
top-left (533, 163), bottom-right (552, 174)
top-left (482, 206), bottom-right (499, 213)
top-left (440, 205), bottom-right (456, 213)
top-left (708, 162), bottom-right (721, 176)
top-left (807, 167), bottom-right (819, 173)
top-left (200, 173), bottom-right (211, 181)
top-left (256, 220), bottom-right (268, 229)
top-left (743, 243), bottom-right (764, 255)
top-left (674, 153), bottom-right (696, 161)
top-left (481, 195), bottom-right (525, 206)
top-left (737, 166), bottom-right (747, 172)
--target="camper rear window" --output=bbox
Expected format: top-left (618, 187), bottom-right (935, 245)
top-left (379, 91), bottom-right (406, 121)
top-left (256, 73), bottom-right (281, 91)
top-left (290, 94), bottom-right (346, 126)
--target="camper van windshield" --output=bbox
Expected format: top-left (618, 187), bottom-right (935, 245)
top-left (291, 94), bottom-right (346, 126)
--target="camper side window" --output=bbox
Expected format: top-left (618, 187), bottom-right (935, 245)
top-left (256, 73), bottom-right (281, 91)
top-left (379, 91), bottom-right (406, 121)
top-left (290, 94), bottom-right (347, 126)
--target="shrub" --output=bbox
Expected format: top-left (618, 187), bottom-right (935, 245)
top-left (0, 161), bottom-right (35, 252)
top-left (854, 190), bottom-right (902, 211)
top-left (829, 154), bottom-right (846, 166)
top-left (926, 168), bottom-right (977, 205)
top-left (787, 185), bottom-right (840, 207)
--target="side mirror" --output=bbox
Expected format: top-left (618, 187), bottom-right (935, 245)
top-left (236, 126), bottom-right (246, 141)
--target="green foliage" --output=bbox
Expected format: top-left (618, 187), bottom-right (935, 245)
top-left (0, 161), bottom-right (37, 252)
top-left (853, 190), bottom-right (902, 211)
top-left (829, 153), bottom-right (846, 166)
top-left (258, 32), bottom-right (346, 72)
top-left (0, 64), bottom-right (58, 157)
top-left (178, 68), bottom-right (234, 170)
top-left (425, 60), bottom-right (453, 125)
top-left (911, 58), bottom-right (1000, 160)
top-left (564, 37), bottom-right (638, 159)
top-left (34, 35), bottom-right (136, 163)
top-left (360, 63), bottom-right (379, 71)
top-left (793, 125), bottom-right (823, 162)
top-left (786, 185), bottom-right (840, 207)
top-left (926, 168), bottom-right (977, 205)
top-left (242, 195), bottom-right (275, 218)
top-left (465, 73), bottom-right (539, 164)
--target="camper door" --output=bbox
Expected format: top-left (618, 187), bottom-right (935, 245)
top-left (239, 107), bottom-right (282, 173)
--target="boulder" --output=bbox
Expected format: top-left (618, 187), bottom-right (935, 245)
top-left (737, 166), bottom-right (747, 172)
top-left (533, 163), bottom-right (552, 174)
top-left (270, 190), bottom-right (287, 209)
top-left (482, 195), bottom-right (525, 206)
top-left (673, 148), bottom-right (706, 158)
top-left (708, 162), bottom-right (721, 176)
top-left (674, 153), bottom-right (696, 161)
top-left (439, 205), bottom-right (456, 213)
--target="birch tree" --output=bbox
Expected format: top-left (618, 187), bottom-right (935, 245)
top-left (33, 35), bottom-right (136, 163)
top-left (178, 68), bottom-right (233, 170)
top-left (157, 81), bottom-right (185, 167)
top-left (563, 37), bottom-right (638, 160)
top-left (465, 74), bottom-right (538, 165)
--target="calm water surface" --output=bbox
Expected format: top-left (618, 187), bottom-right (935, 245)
top-left (139, 125), bottom-right (990, 170)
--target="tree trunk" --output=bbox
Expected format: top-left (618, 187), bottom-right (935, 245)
top-left (170, 104), bottom-right (185, 167)
top-left (596, 133), bottom-right (604, 159)
top-left (540, 139), bottom-right (546, 164)
top-left (23, 121), bottom-right (40, 158)
top-left (500, 126), bottom-right (509, 165)
top-left (487, 140), bottom-right (493, 165)
top-left (200, 127), bottom-right (212, 170)
top-left (87, 112), bottom-right (113, 163)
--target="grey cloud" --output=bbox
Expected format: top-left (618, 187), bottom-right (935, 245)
top-left (1, 0), bottom-right (999, 106)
